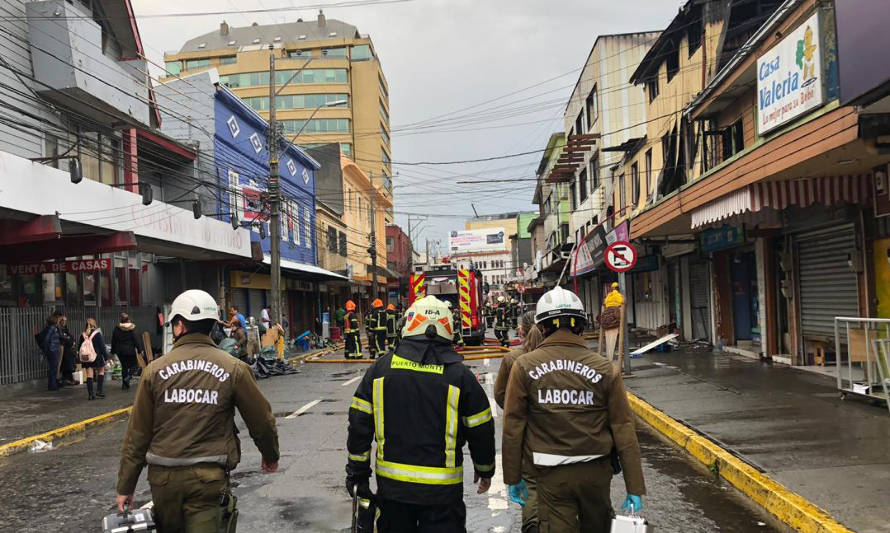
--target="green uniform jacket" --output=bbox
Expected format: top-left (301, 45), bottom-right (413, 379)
top-left (501, 329), bottom-right (645, 496)
top-left (117, 333), bottom-right (279, 495)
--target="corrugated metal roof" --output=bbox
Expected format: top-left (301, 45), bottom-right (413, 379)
top-left (179, 19), bottom-right (360, 53)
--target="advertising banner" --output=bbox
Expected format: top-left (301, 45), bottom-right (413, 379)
top-left (449, 228), bottom-right (506, 253)
top-left (7, 258), bottom-right (112, 276)
top-left (757, 12), bottom-right (824, 135)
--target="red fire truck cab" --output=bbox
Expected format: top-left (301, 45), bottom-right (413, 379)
top-left (409, 267), bottom-right (485, 346)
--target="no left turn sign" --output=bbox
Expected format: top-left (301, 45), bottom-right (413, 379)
top-left (605, 241), bottom-right (637, 273)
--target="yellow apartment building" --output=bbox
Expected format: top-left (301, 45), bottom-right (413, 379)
top-left (163, 11), bottom-right (394, 222)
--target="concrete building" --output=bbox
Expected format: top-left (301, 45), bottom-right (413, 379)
top-left (531, 133), bottom-right (571, 286)
top-left (385, 224), bottom-right (412, 303)
top-left (163, 10), bottom-right (393, 222)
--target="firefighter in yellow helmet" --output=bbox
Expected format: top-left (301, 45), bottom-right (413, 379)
top-left (347, 295), bottom-right (495, 531)
top-left (367, 298), bottom-right (387, 359)
top-left (344, 300), bottom-right (362, 359)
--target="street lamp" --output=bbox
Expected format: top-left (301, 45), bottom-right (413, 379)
top-left (286, 99), bottom-right (349, 145)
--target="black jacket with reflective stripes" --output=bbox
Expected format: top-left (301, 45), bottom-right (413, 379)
top-left (347, 338), bottom-right (496, 505)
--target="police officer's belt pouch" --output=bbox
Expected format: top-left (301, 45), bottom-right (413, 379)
top-left (610, 511), bottom-right (651, 533)
top-left (102, 507), bottom-right (157, 533)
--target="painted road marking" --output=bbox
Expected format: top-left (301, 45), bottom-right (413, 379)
top-left (286, 399), bottom-right (322, 419)
top-left (341, 376), bottom-right (362, 387)
top-left (487, 453), bottom-right (508, 510)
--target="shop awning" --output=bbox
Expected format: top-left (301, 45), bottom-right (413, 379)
top-left (262, 255), bottom-right (349, 281)
top-left (691, 175), bottom-right (873, 229)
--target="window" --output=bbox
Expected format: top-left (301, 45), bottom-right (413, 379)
top-left (381, 148), bottom-right (391, 170)
top-left (570, 177), bottom-right (577, 210)
top-left (585, 86), bottom-right (598, 130)
top-left (339, 231), bottom-right (347, 256)
top-left (575, 111), bottom-right (585, 135)
top-left (590, 154), bottom-right (600, 190)
top-left (579, 168), bottom-right (588, 203)
top-left (289, 49), bottom-right (312, 59)
top-left (386, 236), bottom-right (394, 253)
top-left (219, 69), bottom-right (347, 88)
top-left (165, 61), bottom-right (182, 75)
top-left (721, 119), bottom-right (745, 162)
top-left (631, 162), bottom-right (640, 205)
top-left (560, 223), bottom-right (570, 243)
top-left (351, 44), bottom-right (372, 61)
top-left (244, 93), bottom-right (349, 111)
top-left (304, 207), bottom-right (312, 249)
top-left (322, 47), bottom-right (348, 58)
top-left (666, 48), bottom-right (679, 82)
top-left (687, 15), bottom-right (703, 57)
top-left (281, 118), bottom-right (350, 134)
top-left (619, 173), bottom-right (626, 210)
top-left (219, 56), bottom-right (237, 65)
top-left (328, 226), bottom-right (337, 252)
top-left (647, 77), bottom-right (659, 102)
top-left (281, 201), bottom-right (290, 242)
top-left (379, 99), bottom-right (389, 123)
top-left (378, 74), bottom-right (388, 98)
top-left (380, 124), bottom-right (390, 145)
top-left (185, 58), bottom-right (210, 71)
top-left (645, 149), bottom-right (653, 201)
top-left (341, 143), bottom-right (353, 158)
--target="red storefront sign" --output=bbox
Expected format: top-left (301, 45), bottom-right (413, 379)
top-left (7, 258), bottom-right (112, 275)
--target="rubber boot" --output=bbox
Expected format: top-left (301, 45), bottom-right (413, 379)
top-left (86, 378), bottom-right (95, 400)
top-left (96, 374), bottom-right (106, 398)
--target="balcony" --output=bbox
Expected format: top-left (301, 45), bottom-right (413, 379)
top-left (26, 0), bottom-right (150, 128)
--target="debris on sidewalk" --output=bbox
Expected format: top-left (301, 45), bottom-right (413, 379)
top-left (29, 439), bottom-right (54, 453)
top-left (630, 333), bottom-right (679, 357)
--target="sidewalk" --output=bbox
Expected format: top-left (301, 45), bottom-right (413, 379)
top-left (625, 348), bottom-right (890, 533)
top-left (0, 378), bottom-right (135, 447)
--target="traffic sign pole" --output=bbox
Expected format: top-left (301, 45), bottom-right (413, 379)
top-left (605, 241), bottom-right (636, 376)
top-left (619, 271), bottom-right (630, 375)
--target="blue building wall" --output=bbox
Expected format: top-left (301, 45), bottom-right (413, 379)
top-left (212, 89), bottom-right (318, 266)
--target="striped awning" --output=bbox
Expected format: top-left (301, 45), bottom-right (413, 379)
top-left (691, 175), bottom-right (872, 229)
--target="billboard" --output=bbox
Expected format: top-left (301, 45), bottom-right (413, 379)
top-left (756, 12), bottom-right (825, 135)
top-left (449, 227), bottom-right (507, 254)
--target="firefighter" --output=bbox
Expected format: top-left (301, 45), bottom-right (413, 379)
top-left (367, 299), bottom-right (387, 359)
top-left (484, 301), bottom-right (494, 329)
top-left (385, 303), bottom-right (399, 353)
top-left (502, 286), bottom-right (646, 532)
top-left (509, 298), bottom-right (520, 331)
top-left (116, 290), bottom-right (279, 532)
top-left (346, 295), bottom-right (496, 532)
top-left (446, 301), bottom-right (465, 348)
top-left (344, 300), bottom-right (362, 359)
top-left (494, 296), bottom-right (510, 347)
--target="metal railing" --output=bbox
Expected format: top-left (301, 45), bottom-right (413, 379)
top-left (834, 317), bottom-right (890, 408)
top-left (0, 306), bottom-right (160, 385)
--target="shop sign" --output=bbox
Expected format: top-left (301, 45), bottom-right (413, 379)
top-left (231, 270), bottom-right (271, 290)
top-left (700, 225), bottom-right (745, 253)
top-left (757, 12), bottom-right (824, 135)
top-left (631, 254), bottom-right (660, 273)
top-left (605, 220), bottom-right (629, 246)
top-left (574, 225), bottom-right (606, 276)
top-left (7, 258), bottom-right (111, 276)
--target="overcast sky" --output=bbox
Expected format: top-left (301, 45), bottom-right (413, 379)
top-left (133, 0), bottom-right (680, 255)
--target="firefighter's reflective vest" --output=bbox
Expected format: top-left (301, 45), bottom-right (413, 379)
top-left (346, 340), bottom-right (496, 504)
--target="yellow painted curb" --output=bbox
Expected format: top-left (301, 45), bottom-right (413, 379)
top-left (627, 392), bottom-right (853, 533)
top-left (0, 405), bottom-right (133, 458)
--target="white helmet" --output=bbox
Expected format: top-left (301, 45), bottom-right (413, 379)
top-left (497, 296), bottom-right (506, 303)
top-left (168, 289), bottom-right (219, 325)
top-left (511, 298), bottom-right (517, 304)
top-left (402, 295), bottom-right (453, 341)
top-left (446, 300), bottom-right (453, 308)
top-left (535, 286), bottom-right (585, 324)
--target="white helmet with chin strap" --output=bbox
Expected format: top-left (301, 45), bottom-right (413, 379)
top-left (168, 289), bottom-right (220, 325)
top-left (534, 286), bottom-right (586, 329)
top-left (402, 295), bottom-right (454, 342)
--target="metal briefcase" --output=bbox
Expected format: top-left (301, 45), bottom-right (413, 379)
top-left (102, 507), bottom-right (157, 533)
top-left (611, 511), bottom-right (652, 533)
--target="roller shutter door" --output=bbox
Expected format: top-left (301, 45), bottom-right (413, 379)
top-left (690, 261), bottom-right (711, 340)
top-left (797, 224), bottom-right (858, 338)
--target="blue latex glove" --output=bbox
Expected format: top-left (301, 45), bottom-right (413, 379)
top-left (621, 494), bottom-right (643, 512)
top-left (508, 480), bottom-right (529, 507)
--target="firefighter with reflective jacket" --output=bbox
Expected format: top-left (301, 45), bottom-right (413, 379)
top-left (116, 290), bottom-right (279, 532)
top-left (385, 303), bottom-right (399, 352)
top-left (494, 296), bottom-right (510, 347)
top-left (509, 298), bottom-right (520, 331)
top-left (484, 301), bottom-right (494, 329)
top-left (346, 295), bottom-right (496, 532)
top-left (367, 298), bottom-right (388, 359)
top-left (502, 286), bottom-right (646, 532)
top-left (447, 300), bottom-right (465, 347)
top-left (344, 300), bottom-right (362, 359)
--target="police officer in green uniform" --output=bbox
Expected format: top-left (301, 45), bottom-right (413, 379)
top-left (116, 290), bottom-right (279, 532)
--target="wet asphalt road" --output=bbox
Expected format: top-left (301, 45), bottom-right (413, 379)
top-left (0, 354), bottom-right (782, 532)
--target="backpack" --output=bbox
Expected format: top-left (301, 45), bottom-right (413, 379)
top-left (79, 330), bottom-right (99, 363)
top-left (35, 325), bottom-right (49, 351)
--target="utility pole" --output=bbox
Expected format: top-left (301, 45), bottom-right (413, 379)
top-left (369, 172), bottom-right (378, 300)
top-left (268, 45), bottom-right (282, 325)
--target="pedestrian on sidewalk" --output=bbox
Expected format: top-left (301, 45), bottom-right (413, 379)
top-left (58, 315), bottom-right (77, 386)
top-left (494, 310), bottom-right (543, 533)
top-left (78, 318), bottom-right (109, 400)
top-left (600, 282), bottom-right (625, 361)
top-left (41, 313), bottom-right (62, 391)
top-left (347, 295), bottom-right (495, 532)
top-left (502, 286), bottom-right (646, 532)
top-left (111, 313), bottom-right (141, 391)
top-left (116, 289), bottom-right (279, 531)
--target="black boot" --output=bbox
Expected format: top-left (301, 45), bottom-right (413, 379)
top-left (86, 378), bottom-right (95, 400)
top-left (96, 374), bottom-right (106, 398)
top-left (122, 366), bottom-right (130, 390)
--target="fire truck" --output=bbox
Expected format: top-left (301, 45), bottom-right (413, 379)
top-left (409, 267), bottom-right (485, 346)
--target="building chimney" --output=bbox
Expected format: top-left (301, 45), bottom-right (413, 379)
top-left (220, 21), bottom-right (229, 36)
top-left (317, 9), bottom-right (325, 27)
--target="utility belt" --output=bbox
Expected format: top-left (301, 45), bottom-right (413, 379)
top-left (219, 476), bottom-right (238, 533)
